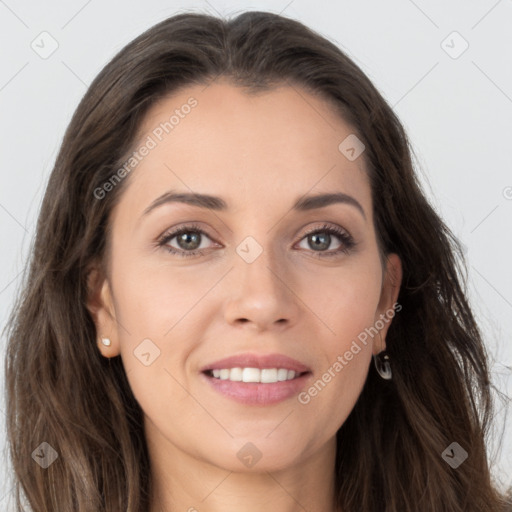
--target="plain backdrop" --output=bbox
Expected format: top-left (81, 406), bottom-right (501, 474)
top-left (1, 0), bottom-right (511, 508)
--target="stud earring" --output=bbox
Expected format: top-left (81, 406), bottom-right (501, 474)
top-left (373, 350), bottom-right (392, 380)
top-left (100, 337), bottom-right (112, 347)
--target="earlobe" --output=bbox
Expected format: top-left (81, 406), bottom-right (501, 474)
top-left (85, 266), bottom-right (120, 358)
top-left (97, 336), bottom-right (117, 358)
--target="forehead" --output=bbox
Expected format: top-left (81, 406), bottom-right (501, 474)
top-left (113, 79), bottom-right (371, 222)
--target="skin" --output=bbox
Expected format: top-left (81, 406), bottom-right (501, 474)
top-left (87, 78), bottom-right (402, 512)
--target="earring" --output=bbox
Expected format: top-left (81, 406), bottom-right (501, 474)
top-left (373, 350), bottom-right (392, 380)
top-left (100, 337), bottom-right (112, 347)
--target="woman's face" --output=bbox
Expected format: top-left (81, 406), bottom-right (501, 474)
top-left (88, 79), bottom-right (401, 473)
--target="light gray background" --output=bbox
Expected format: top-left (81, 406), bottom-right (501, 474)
top-left (1, 0), bottom-right (511, 508)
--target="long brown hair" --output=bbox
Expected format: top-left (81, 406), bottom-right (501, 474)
top-left (4, 10), bottom-right (511, 511)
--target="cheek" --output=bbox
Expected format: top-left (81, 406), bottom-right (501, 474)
top-left (111, 252), bottom-right (211, 335)
top-left (301, 262), bottom-right (383, 343)
top-left (291, 342), bottom-right (371, 461)
top-left (109, 257), bottom-right (207, 400)
top-left (296, 260), bottom-right (381, 416)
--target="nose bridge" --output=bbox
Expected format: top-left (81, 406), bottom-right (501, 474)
top-left (224, 231), bottom-right (299, 329)
top-left (236, 232), bottom-right (289, 296)
top-left (236, 236), bottom-right (284, 286)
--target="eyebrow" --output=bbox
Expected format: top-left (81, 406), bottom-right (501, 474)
top-left (142, 190), bottom-right (366, 220)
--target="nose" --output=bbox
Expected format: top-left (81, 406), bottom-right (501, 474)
top-left (223, 242), bottom-right (301, 332)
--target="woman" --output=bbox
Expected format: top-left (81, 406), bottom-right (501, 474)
top-left (4, 10), bottom-right (511, 512)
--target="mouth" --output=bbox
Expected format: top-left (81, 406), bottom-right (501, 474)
top-left (200, 367), bottom-right (313, 407)
top-left (199, 353), bottom-right (312, 406)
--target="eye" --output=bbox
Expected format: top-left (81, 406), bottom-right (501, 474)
top-left (156, 222), bottom-right (356, 258)
top-left (295, 223), bottom-right (356, 258)
top-left (156, 223), bottom-right (216, 258)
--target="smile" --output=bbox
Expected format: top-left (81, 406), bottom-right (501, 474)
top-left (206, 367), bottom-right (302, 383)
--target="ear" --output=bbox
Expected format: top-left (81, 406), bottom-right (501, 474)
top-left (86, 265), bottom-right (120, 358)
top-left (373, 253), bottom-right (402, 355)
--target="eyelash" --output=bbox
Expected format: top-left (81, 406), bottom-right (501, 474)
top-left (156, 222), bottom-right (356, 259)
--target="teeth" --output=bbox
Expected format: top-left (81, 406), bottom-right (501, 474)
top-left (242, 367), bottom-right (260, 382)
top-left (229, 367), bottom-right (243, 381)
top-left (277, 368), bottom-right (289, 381)
top-left (209, 367), bottom-right (299, 383)
top-left (261, 368), bottom-right (277, 383)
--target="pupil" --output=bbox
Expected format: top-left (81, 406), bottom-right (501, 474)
top-left (311, 233), bottom-right (329, 251)
top-left (179, 232), bottom-right (200, 250)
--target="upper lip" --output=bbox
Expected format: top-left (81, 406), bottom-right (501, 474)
top-left (200, 353), bottom-right (311, 373)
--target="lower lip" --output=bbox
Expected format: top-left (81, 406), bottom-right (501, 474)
top-left (201, 371), bottom-right (311, 406)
